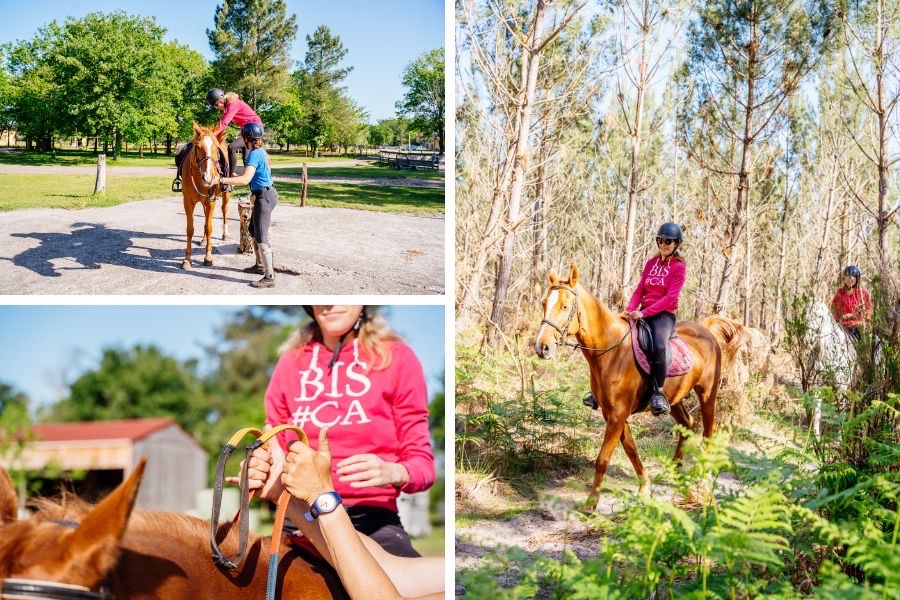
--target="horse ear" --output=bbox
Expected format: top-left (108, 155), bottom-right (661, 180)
top-left (549, 271), bottom-right (559, 285)
top-left (52, 458), bottom-right (147, 587)
top-left (0, 467), bottom-right (17, 525)
top-left (569, 264), bottom-right (580, 286)
top-left (193, 121), bottom-right (202, 135)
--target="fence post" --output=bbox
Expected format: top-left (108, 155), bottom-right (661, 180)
top-left (301, 163), bottom-right (308, 207)
top-left (93, 154), bottom-right (106, 195)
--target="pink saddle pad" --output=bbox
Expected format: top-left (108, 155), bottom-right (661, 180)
top-left (632, 330), bottom-right (694, 377)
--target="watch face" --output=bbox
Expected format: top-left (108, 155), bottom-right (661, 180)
top-left (317, 493), bottom-right (337, 512)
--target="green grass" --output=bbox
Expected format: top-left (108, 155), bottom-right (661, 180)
top-left (0, 148), bottom-right (175, 167)
top-left (411, 525), bottom-right (445, 557)
top-left (0, 174), bottom-right (173, 211)
top-left (275, 180), bottom-right (444, 215)
top-left (272, 163), bottom-right (445, 180)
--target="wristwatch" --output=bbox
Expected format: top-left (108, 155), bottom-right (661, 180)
top-left (304, 491), bottom-right (342, 521)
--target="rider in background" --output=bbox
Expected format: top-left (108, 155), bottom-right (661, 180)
top-left (218, 122), bottom-right (277, 288)
top-left (207, 88), bottom-right (264, 185)
top-left (830, 265), bottom-right (872, 342)
top-left (624, 222), bottom-right (687, 417)
top-left (263, 305), bottom-right (435, 557)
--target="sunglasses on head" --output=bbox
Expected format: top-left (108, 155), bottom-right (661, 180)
top-left (656, 238), bottom-right (676, 246)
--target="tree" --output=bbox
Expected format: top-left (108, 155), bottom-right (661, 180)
top-left (835, 0), bottom-right (900, 268)
top-left (48, 12), bottom-right (174, 158)
top-left (396, 48), bottom-right (445, 153)
top-left (3, 24), bottom-right (64, 151)
top-left (294, 25), bottom-right (353, 156)
top-left (207, 0), bottom-right (298, 111)
top-left (48, 345), bottom-right (207, 432)
top-left (682, 0), bottom-right (830, 318)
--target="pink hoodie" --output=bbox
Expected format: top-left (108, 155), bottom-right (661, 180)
top-left (265, 339), bottom-right (435, 512)
top-left (217, 98), bottom-right (262, 136)
top-left (627, 256), bottom-right (687, 317)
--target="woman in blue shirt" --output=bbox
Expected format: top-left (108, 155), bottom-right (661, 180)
top-left (219, 122), bottom-right (278, 288)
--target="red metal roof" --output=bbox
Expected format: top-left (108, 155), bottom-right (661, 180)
top-left (32, 417), bottom-right (177, 442)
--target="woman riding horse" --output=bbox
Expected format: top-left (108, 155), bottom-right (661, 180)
top-left (536, 263), bottom-right (745, 511)
top-left (624, 222), bottom-right (686, 416)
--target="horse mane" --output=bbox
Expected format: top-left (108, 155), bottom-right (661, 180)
top-left (26, 493), bottom-right (242, 548)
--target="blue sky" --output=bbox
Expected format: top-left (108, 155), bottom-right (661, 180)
top-left (0, 0), bottom-right (445, 122)
top-left (0, 305), bottom-right (445, 412)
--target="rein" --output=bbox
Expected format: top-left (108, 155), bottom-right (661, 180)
top-left (209, 424), bottom-right (309, 600)
top-left (542, 284), bottom-right (635, 354)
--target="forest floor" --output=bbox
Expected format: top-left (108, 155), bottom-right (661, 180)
top-left (454, 341), bottom-right (804, 597)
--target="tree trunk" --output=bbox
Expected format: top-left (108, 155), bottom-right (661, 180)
top-left (486, 0), bottom-right (547, 347)
top-left (619, 0), bottom-right (651, 300)
top-left (713, 26), bottom-right (757, 317)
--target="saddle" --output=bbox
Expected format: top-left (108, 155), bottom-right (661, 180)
top-left (632, 319), bottom-right (694, 378)
top-left (581, 319), bottom-right (695, 413)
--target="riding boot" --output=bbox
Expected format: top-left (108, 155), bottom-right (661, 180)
top-left (243, 240), bottom-right (263, 274)
top-left (582, 390), bottom-right (599, 410)
top-left (251, 243), bottom-right (275, 288)
top-left (649, 360), bottom-right (670, 416)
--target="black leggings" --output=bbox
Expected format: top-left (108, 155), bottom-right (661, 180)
top-left (228, 137), bottom-right (246, 176)
top-left (645, 311), bottom-right (676, 386)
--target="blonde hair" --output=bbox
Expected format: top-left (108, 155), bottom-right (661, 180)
top-left (278, 309), bottom-right (403, 371)
top-left (224, 92), bottom-right (240, 104)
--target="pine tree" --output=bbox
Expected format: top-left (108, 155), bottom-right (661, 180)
top-left (207, 0), bottom-right (297, 111)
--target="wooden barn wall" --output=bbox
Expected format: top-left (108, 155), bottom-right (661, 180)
top-left (133, 426), bottom-right (207, 513)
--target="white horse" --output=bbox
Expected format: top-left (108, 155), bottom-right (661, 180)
top-left (805, 301), bottom-right (857, 438)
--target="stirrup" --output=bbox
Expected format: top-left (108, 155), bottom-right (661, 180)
top-left (650, 390), bottom-right (670, 416)
top-left (171, 177), bottom-right (182, 193)
top-left (582, 391), bottom-right (598, 410)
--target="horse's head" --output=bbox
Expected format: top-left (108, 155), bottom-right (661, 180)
top-left (535, 264), bottom-right (582, 359)
top-left (0, 459), bottom-right (146, 598)
top-left (191, 122), bottom-right (220, 186)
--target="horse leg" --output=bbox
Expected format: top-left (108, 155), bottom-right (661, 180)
top-left (669, 402), bottom-right (693, 465)
top-left (585, 413), bottom-right (628, 512)
top-left (619, 422), bottom-right (650, 495)
top-left (203, 203), bottom-right (214, 266)
top-left (221, 190), bottom-right (230, 241)
top-left (698, 375), bottom-right (719, 438)
top-left (182, 198), bottom-right (194, 270)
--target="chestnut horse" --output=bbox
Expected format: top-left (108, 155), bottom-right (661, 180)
top-left (534, 264), bottom-right (746, 511)
top-left (182, 122), bottom-right (231, 270)
top-left (0, 460), bottom-right (346, 599)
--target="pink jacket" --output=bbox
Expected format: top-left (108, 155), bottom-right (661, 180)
top-left (627, 256), bottom-right (687, 317)
top-left (265, 339), bottom-right (435, 512)
top-left (217, 98), bottom-right (262, 136)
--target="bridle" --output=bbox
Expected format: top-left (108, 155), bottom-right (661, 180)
top-left (0, 578), bottom-right (112, 600)
top-left (1, 522), bottom-right (113, 600)
top-left (540, 284), bottom-right (635, 354)
top-left (541, 284), bottom-right (580, 348)
top-left (188, 135), bottom-right (223, 203)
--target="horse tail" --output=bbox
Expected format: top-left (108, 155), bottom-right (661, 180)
top-left (701, 315), bottom-right (747, 366)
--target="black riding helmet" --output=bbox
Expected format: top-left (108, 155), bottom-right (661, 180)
top-left (844, 265), bottom-right (861, 278)
top-left (657, 222), bottom-right (683, 241)
top-left (206, 88), bottom-right (224, 107)
top-left (240, 122), bottom-right (264, 141)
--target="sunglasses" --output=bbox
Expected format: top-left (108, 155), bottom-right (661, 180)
top-left (656, 238), bottom-right (677, 246)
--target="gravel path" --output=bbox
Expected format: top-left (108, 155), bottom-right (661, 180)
top-left (0, 196), bottom-right (444, 295)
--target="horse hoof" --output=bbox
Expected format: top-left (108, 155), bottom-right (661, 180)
top-left (181, 260), bottom-right (192, 270)
top-left (204, 258), bottom-right (213, 266)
